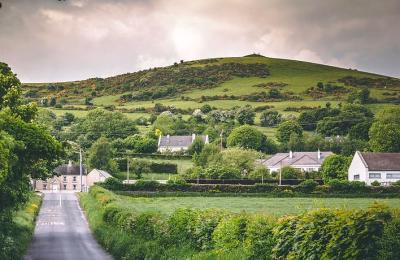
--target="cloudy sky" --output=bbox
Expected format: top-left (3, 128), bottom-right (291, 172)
top-left (0, 0), bottom-right (399, 82)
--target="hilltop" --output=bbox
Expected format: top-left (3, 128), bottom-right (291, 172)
top-left (22, 55), bottom-right (400, 122)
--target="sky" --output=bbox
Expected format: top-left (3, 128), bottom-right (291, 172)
top-left (0, 0), bottom-right (399, 83)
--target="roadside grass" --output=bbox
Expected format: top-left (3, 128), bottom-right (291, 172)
top-left (1, 192), bottom-right (42, 259)
top-left (112, 195), bottom-right (400, 217)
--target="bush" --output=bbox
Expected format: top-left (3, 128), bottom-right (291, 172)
top-left (213, 214), bottom-right (249, 251)
top-left (204, 165), bottom-right (241, 179)
top-left (298, 180), bottom-right (318, 193)
top-left (371, 180), bottom-right (381, 187)
top-left (244, 215), bottom-right (276, 259)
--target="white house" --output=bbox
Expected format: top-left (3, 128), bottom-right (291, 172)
top-left (258, 150), bottom-right (333, 173)
top-left (158, 134), bottom-right (209, 153)
top-left (34, 161), bottom-right (86, 191)
top-left (87, 169), bottom-right (112, 188)
top-left (348, 151), bottom-right (400, 185)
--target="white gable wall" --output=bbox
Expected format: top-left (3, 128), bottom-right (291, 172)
top-left (348, 152), bottom-right (368, 182)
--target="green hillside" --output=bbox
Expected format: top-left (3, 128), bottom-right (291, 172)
top-left (22, 55), bottom-right (400, 124)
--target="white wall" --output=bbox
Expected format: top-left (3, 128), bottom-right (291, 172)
top-left (348, 152), bottom-right (368, 182)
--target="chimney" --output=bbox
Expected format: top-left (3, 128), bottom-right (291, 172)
top-left (192, 133), bottom-right (196, 142)
top-left (289, 150), bottom-right (293, 159)
top-left (318, 149), bottom-right (321, 160)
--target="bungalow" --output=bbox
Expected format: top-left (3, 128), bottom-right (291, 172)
top-left (258, 150), bottom-right (333, 173)
top-left (348, 151), bottom-right (400, 185)
top-left (158, 134), bottom-right (209, 153)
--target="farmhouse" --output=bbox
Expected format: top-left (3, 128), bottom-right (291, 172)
top-left (158, 134), bottom-right (209, 153)
top-left (348, 151), bottom-right (400, 185)
top-left (258, 150), bottom-right (333, 172)
top-left (34, 161), bottom-right (86, 191)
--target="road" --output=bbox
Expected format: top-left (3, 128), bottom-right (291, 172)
top-left (24, 191), bottom-right (113, 260)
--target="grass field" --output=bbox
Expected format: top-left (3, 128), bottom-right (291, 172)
top-left (113, 195), bottom-right (400, 216)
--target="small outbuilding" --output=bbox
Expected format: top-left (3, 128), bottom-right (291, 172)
top-left (348, 151), bottom-right (400, 185)
top-left (87, 169), bottom-right (112, 188)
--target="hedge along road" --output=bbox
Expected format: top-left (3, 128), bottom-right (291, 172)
top-left (24, 191), bottom-right (112, 260)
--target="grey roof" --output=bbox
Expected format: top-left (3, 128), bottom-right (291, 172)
top-left (159, 135), bottom-right (207, 148)
top-left (90, 169), bottom-right (112, 178)
top-left (258, 151), bottom-right (333, 168)
top-left (54, 164), bottom-right (86, 176)
top-left (359, 152), bottom-right (400, 171)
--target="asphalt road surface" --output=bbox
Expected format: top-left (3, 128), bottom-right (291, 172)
top-left (24, 191), bottom-right (113, 260)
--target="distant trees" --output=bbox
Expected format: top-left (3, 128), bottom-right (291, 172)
top-left (369, 108), bottom-right (400, 152)
top-left (235, 105), bottom-right (255, 125)
top-left (88, 137), bottom-right (118, 173)
top-left (188, 136), bottom-right (205, 155)
top-left (276, 121), bottom-right (303, 144)
top-left (227, 125), bottom-right (275, 153)
top-left (260, 110), bottom-right (282, 127)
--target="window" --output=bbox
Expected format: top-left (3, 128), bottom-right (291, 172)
top-left (63, 184), bottom-right (67, 190)
top-left (354, 175), bottom-right (360, 180)
top-left (43, 184), bottom-right (47, 190)
top-left (63, 176), bottom-right (67, 182)
top-left (369, 173), bottom-right (381, 179)
top-left (73, 176), bottom-right (77, 182)
top-left (387, 173), bottom-right (400, 179)
top-left (73, 184), bottom-right (76, 190)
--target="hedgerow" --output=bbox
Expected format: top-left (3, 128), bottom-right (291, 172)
top-left (80, 186), bottom-right (400, 259)
top-left (100, 178), bottom-right (400, 197)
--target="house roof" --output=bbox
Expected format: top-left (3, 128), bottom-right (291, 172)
top-left (54, 163), bottom-right (86, 176)
top-left (359, 152), bottom-right (400, 171)
top-left (258, 151), bottom-right (333, 168)
top-left (89, 169), bottom-right (112, 178)
top-left (159, 135), bottom-right (207, 148)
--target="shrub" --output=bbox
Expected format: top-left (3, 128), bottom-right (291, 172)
top-left (101, 177), bottom-right (123, 190)
top-left (204, 165), bottom-right (241, 179)
top-left (281, 166), bottom-right (303, 179)
top-left (298, 179), bottom-right (318, 193)
top-left (213, 214), bottom-right (249, 251)
top-left (371, 180), bottom-right (381, 187)
top-left (244, 215), bottom-right (276, 259)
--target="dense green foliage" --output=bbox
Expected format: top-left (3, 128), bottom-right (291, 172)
top-left (80, 186), bottom-right (400, 259)
top-left (321, 155), bottom-right (352, 180)
top-left (0, 193), bottom-right (42, 260)
top-left (0, 62), bottom-right (61, 222)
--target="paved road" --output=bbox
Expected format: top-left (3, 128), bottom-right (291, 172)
top-left (24, 192), bottom-right (113, 260)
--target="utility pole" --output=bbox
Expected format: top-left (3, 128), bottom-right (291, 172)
top-left (279, 161), bottom-right (282, 186)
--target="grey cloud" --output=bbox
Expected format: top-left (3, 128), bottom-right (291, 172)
top-left (0, 0), bottom-right (399, 82)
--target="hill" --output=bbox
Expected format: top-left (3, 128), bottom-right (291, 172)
top-left (22, 55), bottom-right (400, 124)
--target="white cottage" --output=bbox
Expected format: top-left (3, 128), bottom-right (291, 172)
top-left (258, 150), bottom-right (333, 173)
top-left (348, 151), bottom-right (400, 185)
top-left (157, 134), bottom-right (209, 153)
top-left (87, 169), bottom-right (112, 188)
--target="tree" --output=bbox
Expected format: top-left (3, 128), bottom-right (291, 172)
top-left (193, 143), bottom-right (220, 167)
top-left (88, 137), bottom-right (118, 173)
top-left (287, 133), bottom-right (305, 151)
top-left (281, 166), bottom-right (303, 179)
top-left (227, 125), bottom-right (268, 152)
top-left (369, 122), bottom-right (400, 152)
top-left (235, 105), bottom-right (255, 125)
top-left (260, 110), bottom-right (282, 127)
top-left (276, 121), bottom-right (303, 144)
top-left (320, 155), bottom-right (352, 180)
top-left (153, 114), bottom-right (176, 135)
top-left (0, 63), bottom-right (62, 256)
top-left (68, 108), bottom-right (138, 148)
top-left (50, 96), bottom-right (57, 106)
top-left (200, 104), bottom-right (212, 114)
top-left (130, 159), bottom-right (150, 179)
top-left (188, 136), bottom-right (205, 155)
